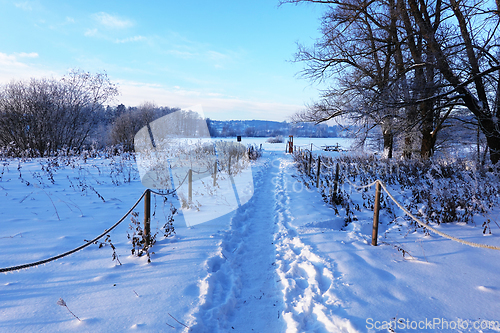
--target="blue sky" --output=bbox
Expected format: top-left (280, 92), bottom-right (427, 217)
top-left (0, 0), bottom-right (325, 121)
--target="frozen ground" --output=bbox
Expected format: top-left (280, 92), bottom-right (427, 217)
top-left (1, 138), bottom-right (500, 332)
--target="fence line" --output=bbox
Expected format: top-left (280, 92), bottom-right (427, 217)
top-left (293, 151), bottom-right (500, 250)
top-left (0, 167), bottom-right (196, 273)
top-left (0, 190), bottom-right (149, 273)
top-left (343, 177), bottom-right (500, 251)
top-left (1, 151), bottom-right (251, 273)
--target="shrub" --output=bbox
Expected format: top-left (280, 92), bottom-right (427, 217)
top-left (0, 70), bottom-right (118, 156)
top-left (267, 136), bottom-right (283, 143)
top-left (293, 152), bottom-right (500, 227)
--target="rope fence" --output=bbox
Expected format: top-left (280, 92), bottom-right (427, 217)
top-left (0, 190), bottom-right (149, 273)
top-left (0, 167), bottom-right (199, 273)
top-left (293, 148), bottom-right (500, 251)
top-left (6, 146), bottom-right (496, 274)
top-left (344, 175), bottom-right (500, 250)
top-left (378, 180), bottom-right (500, 250)
top-left (1, 150), bottom-right (251, 273)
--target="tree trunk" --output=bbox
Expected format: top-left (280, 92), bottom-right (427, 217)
top-left (403, 136), bottom-right (412, 159)
top-left (480, 117), bottom-right (500, 165)
top-left (383, 128), bottom-right (393, 158)
top-left (420, 129), bottom-right (435, 159)
top-left (407, 0), bottom-right (500, 163)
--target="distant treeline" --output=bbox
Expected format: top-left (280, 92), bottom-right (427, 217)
top-left (108, 106), bottom-right (347, 152)
top-left (206, 119), bottom-right (344, 138)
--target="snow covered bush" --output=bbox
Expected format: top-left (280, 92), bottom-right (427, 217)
top-left (0, 70), bottom-right (118, 156)
top-left (293, 151), bottom-right (500, 230)
top-left (293, 151), bottom-right (362, 227)
top-left (266, 136), bottom-right (283, 143)
top-left (247, 144), bottom-right (262, 160)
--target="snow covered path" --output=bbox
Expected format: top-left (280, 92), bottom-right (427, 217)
top-left (187, 150), bottom-right (500, 332)
top-left (187, 152), bottom-right (357, 332)
top-left (273, 157), bottom-right (357, 333)
top-left (188, 152), bottom-right (286, 332)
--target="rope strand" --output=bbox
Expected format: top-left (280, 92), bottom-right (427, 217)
top-left (345, 177), bottom-right (500, 251)
top-left (0, 189), bottom-right (157, 273)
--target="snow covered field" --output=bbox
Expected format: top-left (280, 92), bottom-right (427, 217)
top-left (1, 137), bottom-right (500, 332)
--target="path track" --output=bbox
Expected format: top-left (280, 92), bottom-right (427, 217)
top-left (188, 152), bottom-right (356, 332)
top-left (273, 157), bottom-right (357, 332)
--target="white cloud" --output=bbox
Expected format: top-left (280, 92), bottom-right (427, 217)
top-left (163, 45), bottom-right (238, 69)
top-left (0, 53), bottom-right (23, 66)
top-left (91, 12), bottom-right (134, 29)
top-left (84, 28), bottom-right (99, 37)
top-left (0, 52), bottom-right (38, 67)
top-left (48, 16), bottom-right (76, 31)
top-left (116, 80), bottom-right (300, 121)
top-left (0, 52), bottom-right (59, 83)
top-left (165, 49), bottom-right (197, 59)
top-left (17, 52), bottom-right (39, 58)
top-left (207, 50), bottom-right (229, 62)
top-left (115, 36), bottom-right (146, 43)
top-left (14, 1), bottom-right (33, 11)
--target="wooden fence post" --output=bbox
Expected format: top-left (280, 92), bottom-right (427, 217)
top-left (316, 156), bottom-right (321, 188)
top-left (228, 155), bottom-right (232, 175)
top-left (372, 181), bottom-right (381, 246)
top-left (188, 169), bottom-right (193, 202)
top-left (332, 163), bottom-right (340, 204)
top-left (144, 189), bottom-right (151, 246)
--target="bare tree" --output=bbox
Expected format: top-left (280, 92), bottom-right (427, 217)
top-left (406, 0), bottom-right (500, 163)
top-left (284, 0), bottom-right (407, 157)
top-left (109, 102), bottom-right (159, 151)
top-left (109, 103), bottom-right (207, 151)
top-left (281, 0), bottom-right (479, 159)
top-left (0, 70), bottom-right (118, 156)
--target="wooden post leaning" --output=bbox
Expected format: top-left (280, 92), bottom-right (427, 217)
top-left (372, 181), bottom-right (381, 246)
top-left (316, 156), bottom-right (321, 188)
top-left (144, 189), bottom-right (151, 247)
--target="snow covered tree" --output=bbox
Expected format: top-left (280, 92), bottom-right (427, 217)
top-left (0, 69), bottom-right (118, 155)
top-left (406, 0), bottom-right (500, 163)
top-left (284, 0), bottom-right (403, 157)
top-left (282, 0), bottom-right (498, 160)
